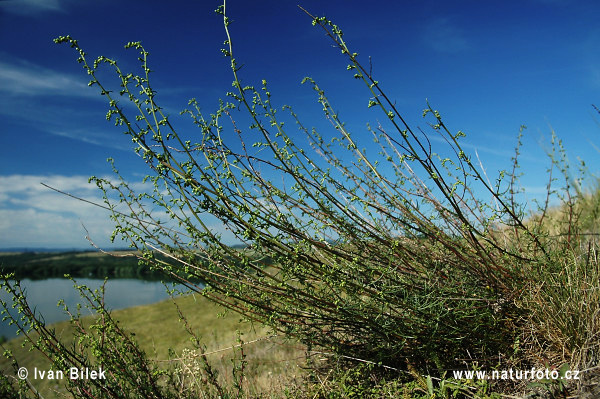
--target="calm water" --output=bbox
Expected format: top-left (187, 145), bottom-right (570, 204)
top-left (0, 278), bottom-right (181, 339)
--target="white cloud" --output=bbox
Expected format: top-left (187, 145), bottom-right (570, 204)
top-left (426, 133), bottom-right (547, 165)
top-left (0, 175), bottom-right (113, 248)
top-left (0, 174), bottom-right (149, 248)
top-left (0, 56), bottom-right (94, 98)
top-left (0, 174), bottom-right (225, 249)
top-left (0, 208), bottom-right (108, 248)
top-left (0, 56), bottom-right (134, 152)
top-left (49, 128), bottom-right (133, 151)
top-left (1, 175), bottom-right (96, 196)
top-left (0, 55), bottom-right (178, 152)
top-left (0, 0), bottom-right (66, 15)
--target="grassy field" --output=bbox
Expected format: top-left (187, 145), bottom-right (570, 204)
top-left (2, 215), bottom-right (600, 398)
top-left (0, 289), bottom-right (305, 398)
top-left (2, 226), bottom-right (600, 398)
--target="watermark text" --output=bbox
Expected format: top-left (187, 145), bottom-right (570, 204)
top-left (17, 367), bottom-right (106, 381)
top-left (453, 367), bottom-right (579, 381)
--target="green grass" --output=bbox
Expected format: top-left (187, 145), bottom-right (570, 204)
top-left (0, 290), bottom-right (305, 399)
top-left (2, 235), bottom-right (600, 398)
top-left (3, 226), bottom-right (600, 398)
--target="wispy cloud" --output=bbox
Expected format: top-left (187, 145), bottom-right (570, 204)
top-left (49, 128), bottom-right (133, 151)
top-left (422, 17), bottom-right (470, 54)
top-left (0, 174), bottom-right (236, 249)
top-left (426, 133), bottom-right (547, 165)
top-left (0, 175), bottom-right (116, 248)
top-left (0, 174), bottom-right (172, 249)
top-left (0, 55), bottom-right (139, 151)
top-left (0, 54), bottom-right (191, 150)
top-left (0, 0), bottom-right (67, 15)
top-left (0, 55), bottom-right (94, 98)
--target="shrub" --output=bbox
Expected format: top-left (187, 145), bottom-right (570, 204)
top-left (49, 3), bottom-right (561, 375)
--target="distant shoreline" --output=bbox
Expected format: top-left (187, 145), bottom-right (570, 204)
top-left (0, 250), bottom-right (171, 280)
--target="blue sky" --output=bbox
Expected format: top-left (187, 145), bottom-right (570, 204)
top-left (1, 0), bottom-right (600, 249)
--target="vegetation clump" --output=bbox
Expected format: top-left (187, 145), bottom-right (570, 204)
top-left (2, 2), bottom-right (599, 397)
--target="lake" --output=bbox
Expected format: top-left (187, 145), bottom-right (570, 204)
top-left (0, 278), bottom-right (182, 339)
